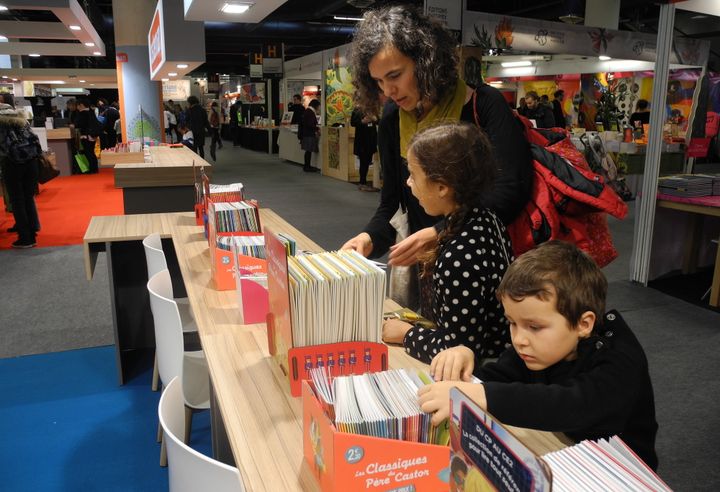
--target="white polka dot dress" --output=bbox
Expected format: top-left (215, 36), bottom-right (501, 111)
top-left (404, 208), bottom-right (513, 363)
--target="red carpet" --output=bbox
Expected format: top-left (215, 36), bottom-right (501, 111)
top-left (0, 168), bottom-right (123, 249)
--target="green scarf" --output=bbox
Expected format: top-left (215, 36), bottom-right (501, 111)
top-left (399, 79), bottom-right (467, 159)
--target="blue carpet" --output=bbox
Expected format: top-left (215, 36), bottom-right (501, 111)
top-left (0, 346), bottom-right (211, 492)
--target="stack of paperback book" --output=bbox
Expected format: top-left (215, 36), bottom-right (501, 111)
top-left (211, 201), bottom-right (261, 233)
top-left (658, 174), bottom-right (713, 197)
top-left (216, 234), bottom-right (265, 256)
top-left (286, 250), bottom-right (385, 347)
top-left (309, 367), bottom-right (447, 445)
top-left (207, 182), bottom-right (243, 203)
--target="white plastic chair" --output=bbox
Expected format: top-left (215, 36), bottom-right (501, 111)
top-left (159, 377), bottom-right (244, 492)
top-left (143, 232), bottom-right (196, 391)
top-left (148, 269), bottom-right (210, 466)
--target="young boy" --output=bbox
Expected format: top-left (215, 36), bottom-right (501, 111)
top-left (418, 240), bottom-right (659, 470)
top-left (178, 124), bottom-right (194, 151)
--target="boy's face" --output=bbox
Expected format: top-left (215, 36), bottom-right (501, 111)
top-left (501, 290), bottom-right (594, 371)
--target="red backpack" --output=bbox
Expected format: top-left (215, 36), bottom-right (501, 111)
top-left (474, 99), bottom-right (628, 267)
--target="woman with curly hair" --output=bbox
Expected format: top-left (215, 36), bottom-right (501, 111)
top-left (341, 5), bottom-right (531, 312)
top-left (386, 122), bottom-right (512, 363)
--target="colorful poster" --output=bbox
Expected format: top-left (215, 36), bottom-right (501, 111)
top-left (325, 46), bottom-right (354, 126)
top-left (239, 83), bottom-right (266, 104)
top-left (327, 127), bottom-right (340, 169)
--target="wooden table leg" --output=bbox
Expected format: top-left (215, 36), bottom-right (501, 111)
top-left (682, 214), bottom-right (703, 275)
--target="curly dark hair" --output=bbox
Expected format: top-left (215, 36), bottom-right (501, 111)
top-left (350, 5), bottom-right (459, 118)
top-left (406, 122), bottom-right (496, 278)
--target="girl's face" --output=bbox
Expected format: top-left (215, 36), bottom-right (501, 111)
top-left (406, 148), bottom-right (455, 217)
top-left (368, 45), bottom-right (421, 113)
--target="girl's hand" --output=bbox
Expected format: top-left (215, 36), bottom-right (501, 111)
top-left (341, 233), bottom-right (373, 257)
top-left (388, 227), bottom-right (438, 266)
top-left (382, 318), bottom-right (413, 344)
top-left (430, 346), bottom-right (475, 382)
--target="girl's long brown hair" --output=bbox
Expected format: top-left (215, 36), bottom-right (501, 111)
top-left (407, 122), bottom-right (496, 277)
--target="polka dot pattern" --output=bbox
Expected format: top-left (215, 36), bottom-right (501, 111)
top-left (404, 208), bottom-right (513, 363)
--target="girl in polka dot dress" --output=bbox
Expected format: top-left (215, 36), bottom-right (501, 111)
top-left (382, 122), bottom-right (513, 364)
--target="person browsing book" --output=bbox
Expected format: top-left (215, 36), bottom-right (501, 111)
top-left (418, 240), bottom-right (659, 470)
top-left (382, 123), bottom-right (512, 364)
top-left (179, 124), bottom-right (194, 150)
top-left (340, 5), bottom-right (532, 312)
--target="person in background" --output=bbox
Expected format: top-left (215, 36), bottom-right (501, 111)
top-left (524, 91), bottom-right (555, 128)
top-left (209, 101), bottom-right (222, 161)
top-left (102, 101), bottom-right (120, 149)
top-left (164, 105), bottom-right (177, 143)
top-left (350, 107), bottom-right (378, 191)
top-left (289, 94), bottom-right (305, 125)
top-left (418, 240), bottom-right (659, 470)
top-left (341, 5), bottom-right (532, 313)
top-left (0, 102), bottom-right (42, 248)
top-left (229, 98), bottom-right (242, 147)
top-left (300, 99), bottom-right (321, 172)
top-left (186, 95), bottom-right (210, 158)
top-left (75, 97), bottom-right (100, 174)
top-left (552, 90), bottom-right (566, 128)
top-left (66, 98), bottom-right (79, 127)
top-left (540, 94), bottom-right (553, 109)
top-left (629, 99), bottom-right (650, 129)
top-left (381, 123), bottom-right (512, 363)
top-left (178, 123), bottom-right (194, 150)
top-left (517, 97), bottom-right (528, 117)
top-left (173, 103), bottom-right (185, 143)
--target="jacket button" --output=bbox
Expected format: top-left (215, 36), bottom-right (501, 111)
top-left (595, 341), bottom-right (604, 349)
top-left (606, 313), bottom-right (616, 321)
top-left (605, 330), bottom-right (614, 337)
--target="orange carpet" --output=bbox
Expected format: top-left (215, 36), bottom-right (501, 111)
top-left (0, 168), bottom-right (123, 249)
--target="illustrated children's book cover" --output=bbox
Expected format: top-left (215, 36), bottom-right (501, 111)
top-left (448, 387), bottom-right (552, 492)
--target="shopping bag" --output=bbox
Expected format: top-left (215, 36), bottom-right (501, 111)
top-left (75, 152), bottom-right (90, 173)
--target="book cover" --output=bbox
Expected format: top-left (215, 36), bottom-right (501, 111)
top-left (265, 227), bottom-right (293, 374)
top-left (449, 387), bottom-right (552, 492)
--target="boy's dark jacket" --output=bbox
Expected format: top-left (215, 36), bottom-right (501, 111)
top-left (476, 310), bottom-right (659, 470)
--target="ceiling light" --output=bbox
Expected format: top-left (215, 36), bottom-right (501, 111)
top-left (93, 51), bottom-right (101, 56)
top-left (176, 64), bottom-right (188, 68)
top-left (691, 15), bottom-right (707, 20)
top-left (35, 80), bottom-right (65, 84)
top-left (599, 55), bottom-right (612, 61)
top-left (11, 78), bottom-right (17, 81)
top-left (503, 66), bottom-right (536, 76)
top-left (1, 75), bottom-right (6, 79)
top-left (84, 42), bottom-right (95, 47)
top-left (168, 72), bottom-right (177, 76)
top-left (221, 3), bottom-right (252, 14)
top-left (29, 53), bottom-right (40, 57)
top-left (0, 6), bottom-right (8, 11)
top-left (501, 60), bottom-right (532, 68)
top-left (69, 25), bottom-right (81, 31)
top-left (333, 15), bottom-right (363, 21)
top-left (79, 79), bottom-right (86, 83)
top-left (161, 78), bottom-right (169, 82)
top-left (0, 35), bottom-right (7, 42)
top-left (90, 83), bottom-right (95, 86)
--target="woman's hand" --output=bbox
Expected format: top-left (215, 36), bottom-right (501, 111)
top-left (382, 318), bottom-right (413, 344)
top-left (430, 346), bottom-right (475, 382)
top-left (341, 232), bottom-right (373, 257)
top-left (388, 227), bottom-right (438, 266)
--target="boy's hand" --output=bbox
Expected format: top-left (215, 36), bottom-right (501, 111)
top-left (418, 381), bottom-right (487, 427)
top-left (382, 318), bottom-right (413, 344)
top-left (430, 346), bottom-right (475, 382)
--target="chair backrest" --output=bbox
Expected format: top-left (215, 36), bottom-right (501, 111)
top-left (159, 377), bottom-right (244, 492)
top-left (143, 233), bottom-right (168, 278)
top-left (147, 269), bottom-right (184, 386)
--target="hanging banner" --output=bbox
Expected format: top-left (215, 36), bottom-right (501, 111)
top-left (424, 0), bottom-right (462, 31)
top-left (325, 44), bottom-right (354, 126)
top-left (148, 1), bottom-right (165, 79)
top-left (463, 12), bottom-right (710, 67)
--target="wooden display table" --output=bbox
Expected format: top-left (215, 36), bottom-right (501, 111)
top-left (321, 126), bottom-right (376, 183)
top-left (110, 146), bottom-right (212, 214)
top-left (46, 127), bottom-right (74, 176)
top-left (83, 209), bottom-right (568, 491)
top-left (99, 150), bottom-right (144, 166)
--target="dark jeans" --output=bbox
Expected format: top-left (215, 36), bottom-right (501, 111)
top-left (4, 160), bottom-right (40, 242)
top-left (81, 139), bottom-right (99, 173)
top-left (358, 152), bottom-right (373, 185)
top-left (105, 130), bottom-right (117, 149)
top-left (210, 128), bottom-right (221, 160)
top-left (193, 137), bottom-right (205, 159)
top-left (231, 124), bottom-right (240, 146)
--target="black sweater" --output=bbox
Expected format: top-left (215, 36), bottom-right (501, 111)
top-left (477, 310), bottom-right (659, 470)
top-left (362, 83), bottom-right (532, 258)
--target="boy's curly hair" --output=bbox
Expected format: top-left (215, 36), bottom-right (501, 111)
top-left (349, 5), bottom-right (459, 118)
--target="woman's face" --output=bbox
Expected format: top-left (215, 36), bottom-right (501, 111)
top-left (406, 149), bottom-right (454, 217)
top-left (368, 45), bottom-right (420, 112)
